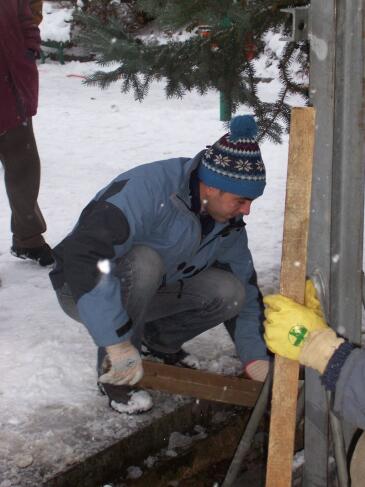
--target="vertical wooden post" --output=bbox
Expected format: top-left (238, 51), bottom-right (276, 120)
top-left (265, 107), bottom-right (316, 487)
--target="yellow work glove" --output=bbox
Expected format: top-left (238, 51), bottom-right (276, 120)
top-left (263, 294), bottom-right (328, 361)
top-left (304, 279), bottom-right (324, 318)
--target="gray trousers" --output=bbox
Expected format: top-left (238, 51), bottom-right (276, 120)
top-left (56, 246), bottom-right (245, 371)
top-left (0, 119), bottom-right (46, 248)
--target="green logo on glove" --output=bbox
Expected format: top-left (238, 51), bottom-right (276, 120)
top-left (288, 325), bottom-right (309, 347)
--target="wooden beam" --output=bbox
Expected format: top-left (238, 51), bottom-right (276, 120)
top-left (140, 360), bottom-right (262, 407)
top-left (265, 107), bottom-right (316, 487)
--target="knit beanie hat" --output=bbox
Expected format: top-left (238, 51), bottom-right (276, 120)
top-left (198, 115), bottom-right (266, 199)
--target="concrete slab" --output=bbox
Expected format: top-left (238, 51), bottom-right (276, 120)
top-left (0, 390), bottom-right (236, 487)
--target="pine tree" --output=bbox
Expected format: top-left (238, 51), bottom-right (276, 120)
top-left (76, 0), bottom-right (309, 143)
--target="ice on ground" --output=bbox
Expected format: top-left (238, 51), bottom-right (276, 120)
top-left (168, 431), bottom-right (193, 450)
top-left (126, 465), bottom-right (143, 479)
top-left (144, 455), bottom-right (157, 468)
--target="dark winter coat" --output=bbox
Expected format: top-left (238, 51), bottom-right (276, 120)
top-left (0, 0), bottom-right (41, 133)
top-left (334, 348), bottom-right (365, 429)
top-left (50, 154), bottom-right (269, 366)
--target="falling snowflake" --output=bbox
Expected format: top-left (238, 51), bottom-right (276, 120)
top-left (214, 154), bottom-right (231, 167)
top-left (97, 259), bottom-right (111, 274)
top-left (236, 159), bottom-right (253, 172)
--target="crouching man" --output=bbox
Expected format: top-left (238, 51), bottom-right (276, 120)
top-left (49, 115), bottom-right (270, 413)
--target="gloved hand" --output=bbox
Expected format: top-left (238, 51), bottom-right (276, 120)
top-left (263, 293), bottom-right (328, 361)
top-left (300, 329), bottom-right (344, 374)
top-left (99, 341), bottom-right (143, 386)
top-left (244, 359), bottom-right (269, 382)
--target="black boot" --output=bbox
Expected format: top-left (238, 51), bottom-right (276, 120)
top-left (142, 340), bottom-right (199, 368)
top-left (11, 243), bottom-right (54, 266)
top-left (98, 382), bottom-right (153, 414)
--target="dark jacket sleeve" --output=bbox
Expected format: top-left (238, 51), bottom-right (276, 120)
top-left (60, 200), bottom-right (133, 346)
top-left (58, 176), bottom-right (157, 347)
top-left (333, 349), bottom-right (365, 429)
top-left (62, 201), bottom-right (130, 302)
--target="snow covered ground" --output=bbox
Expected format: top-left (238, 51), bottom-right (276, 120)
top-left (0, 54), bottom-right (297, 485)
top-left (0, 5), bottom-right (358, 485)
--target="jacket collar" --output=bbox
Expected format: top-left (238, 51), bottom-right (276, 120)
top-left (176, 151), bottom-right (205, 207)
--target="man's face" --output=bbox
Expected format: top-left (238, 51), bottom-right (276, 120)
top-left (202, 187), bottom-right (253, 223)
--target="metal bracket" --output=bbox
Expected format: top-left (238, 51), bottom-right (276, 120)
top-left (281, 6), bottom-right (309, 42)
top-left (310, 268), bottom-right (328, 316)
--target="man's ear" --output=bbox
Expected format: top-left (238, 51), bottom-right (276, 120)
top-left (205, 185), bottom-right (220, 196)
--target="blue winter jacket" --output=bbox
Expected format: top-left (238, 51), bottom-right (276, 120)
top-left (50, 153), bottom-right (269, 366)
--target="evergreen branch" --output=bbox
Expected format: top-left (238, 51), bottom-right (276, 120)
top-left (76, 1), bottom-right (310, 143)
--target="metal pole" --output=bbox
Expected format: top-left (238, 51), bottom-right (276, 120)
top-left (330, 0), bottom-right (365, 448)
top-left (330, 0), bottom-right (364, 345)
top-left (221, 366), bottom-right (273, 487)
top-left (305, 1), bottom-right (336, 484)
top-left (306, 2), bottom-right (364, 484)
top-left (327, 393), bottom-right (349, 487)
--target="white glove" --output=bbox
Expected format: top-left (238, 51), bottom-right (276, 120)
top-left (99, 341), bottom-right (143, 386)
top-left (244, 359), bottom-right (270, 382)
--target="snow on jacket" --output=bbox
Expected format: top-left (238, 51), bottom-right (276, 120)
top-left (0, 0), bottom-right (41, 133)
top-left (50, 154), bottom-right (269, 366)
top-left (333, 348), bottom-right (365, 429)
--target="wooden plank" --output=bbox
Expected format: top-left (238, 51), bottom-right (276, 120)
top-left (265, 107), bottom-right (316, 487)
top-left (140, 360), bottom-right (262, 407)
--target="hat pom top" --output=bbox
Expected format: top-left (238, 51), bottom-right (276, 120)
top-left (229, 114), bottom-right (258, 140)
top-left (198, 112), bottom-right (265, 199)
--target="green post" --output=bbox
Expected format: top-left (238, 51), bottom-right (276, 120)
top-left (58, 43), bottom-right (65, 65)
top-left (220, 91), bottom-right (232, 121)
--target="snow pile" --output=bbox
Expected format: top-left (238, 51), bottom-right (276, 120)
top-left (40, 1), bottom-right (74, 43)
top-left (110, 390), bottom-right (153, 414)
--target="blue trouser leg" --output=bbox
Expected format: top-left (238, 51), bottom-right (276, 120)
top-left (142, 267), bottom-right (246, 353)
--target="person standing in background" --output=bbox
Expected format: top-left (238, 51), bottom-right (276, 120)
top-left (0, 0), bottom-right (53, 266)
